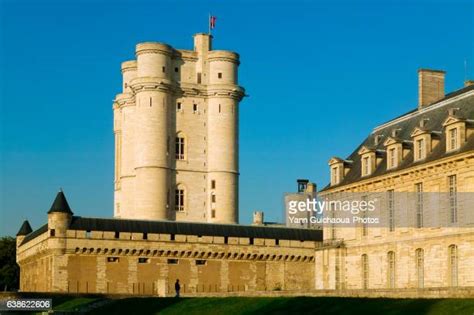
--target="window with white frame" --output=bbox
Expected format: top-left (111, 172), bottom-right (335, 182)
top-left (362, 156), bottom-right (371, 176)
top-left (176, 134), bottom-right (185, 160)
top-left (448, 128), bottom-right (458, 151)
top-left (331, 166), bottom-right (340, 185)
top-left (415, 138), bottom-right (425, 161)
top-left (175, 186), bottom-right (185, 212)
top-left (388, 147), bottom-right (396, 169)
top-left (448, 175), bottom-right (457, 224)
top-left (388, 190), bottom-right (395, 232)
top-left (415, 183), bottom-right (423, 228)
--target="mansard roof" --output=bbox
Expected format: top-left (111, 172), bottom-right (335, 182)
top-left (321, 84), bottom-right (474, 191)
top-left (20, 216), bottom-right (323, 245)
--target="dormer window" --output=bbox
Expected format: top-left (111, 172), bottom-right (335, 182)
top-left (448, 127), bottom-right (458, 151)
top-left (415, 138), bottom-right (425, 161)
top-left (329, 157), bottom-right (350, 186)
top-left (388, 147), bottom-right (396, 169)
top-left (362, 155), bottom-right (371, 176)
top-left (331, 166), bottom-right (340, 185)
top-left (384, 136), bottom-right (404, 170)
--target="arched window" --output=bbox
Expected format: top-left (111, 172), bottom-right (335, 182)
top-left (175, 184), bottom-right (186, 212)
top-left (176, 133), bottom-right (185, 160)
top-left (448, 245), bottom-right (458, 287)
top-left (416, 248), bottom-right (424, 288)
top-left (387, 251), bottom-right (396, 289)
top-left (361, 254), bottom-right (369, 289)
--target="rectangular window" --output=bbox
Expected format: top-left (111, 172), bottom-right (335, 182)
top-left (196, 259), bottom-right (207, 266)
top-left (211, 194), bottom-right (216, 203)
top-left (362, 254), bottom-right (369, 289)
top-left (388, 190), bottom-right (395, 232)
top-left (363, 156), bottom-right (370, 176)
top-left (249, 238), bottom-right (254, 245)
top-left (211, 180), bottom-right (216, 189)
top-left (176, 102), bottom-right (182, 111)
top-left (389, 148), bottom-right (396, 168)
top-left (211, 210), bottom-right (216, 218)
top-left (170, 234), bottom-right (175, 241)
top-left (388, 251), bottom-right (396, 289)
top-left (162, 66), bottom-right (166, 73)
top-left (50, 229), bottom-right (55, 237)
top-left (218, 72), bottom-right (222, 79)
top-left (416, 138), bottom-right (425, 160)
top-left (448, 175), bottom-right (457, 224)
top-left (107, 257), bottom-right (119, 263)
top-left (416, 249), bottom-right (424, 288)
top-left (114, 231), bottom-right (120, 239)
top-left (224, 236), bottom-right (228, 244)
top-left (138, 258), bottom-right (149, 264)
top-left (449, 128), bottom-right (458, 151)
top-left (275, 239), bottom-right (280, 246)
top-left (193, 104), bottom-right (198, 113)
top-left (415, 183), bottom-right (423, 228)
top-left (174, 67), bottom-right (179, 73)
top-left (332, 166), bottom-right (339, 185)
top-left (143, 233), bottom-right (148, 240)
top-left (175, 137), bottom-right (185, 160)
top-left (197, 72), bottom-right (202, 84)
top-left (175, 189), bottom-right (185, 211)
top-left (362, 195), bottom-right (368, 237)
top-left (167, 259), bottom-right (178, 264)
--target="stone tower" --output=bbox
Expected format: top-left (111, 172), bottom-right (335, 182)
top-left (113, 33), bottom-right (244, 223)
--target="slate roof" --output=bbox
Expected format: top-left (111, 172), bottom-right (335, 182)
top-left (68, 216), bottom-right (323, 241)
top-left (19, 216), bottom-right (322, 246)
top-left (321, 85), bottom-right (474, 191)
top-left (20, 224), bottom-right (48, 245)
top-left (16, 220), bottom-right (33, 236)
top-left (48, 190), bottom-right (73, 214)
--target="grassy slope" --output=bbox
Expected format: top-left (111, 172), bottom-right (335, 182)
top-left (87, 297), bottom-right (474, 315)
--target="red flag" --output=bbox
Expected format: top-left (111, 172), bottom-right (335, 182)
top-left (210, 16), bottom-right (217, 29)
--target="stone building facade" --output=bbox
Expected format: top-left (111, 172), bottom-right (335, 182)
top-left (113, 33), bottom-right (244, 224)
top-left (16, 192), bottom-right (321, 294)
top-left (316, 70), bottom-right (474, 291)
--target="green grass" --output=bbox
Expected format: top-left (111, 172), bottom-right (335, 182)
top-left (53, 297), bottom-right (100, 311)
top-left (85, 297), bottom-right (474, 315)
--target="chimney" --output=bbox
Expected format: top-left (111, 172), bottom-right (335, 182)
top-left (297, 179), bottom-right (309, 193)
top-left (252, 211), bottom-right (264, 225)
top-left (418, 69), bottom-right (445, 109)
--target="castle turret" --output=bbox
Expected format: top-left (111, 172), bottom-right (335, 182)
top-left (113, 60), bottom-right (138, 218)
top-left (207, 46), bottom-right (243, 224)
top-left (16, 220), bottom-right (32, 248)
top-left (131, 43), bottom-right (173, 220)
top-left (47, 190), bottom-right (73, 238)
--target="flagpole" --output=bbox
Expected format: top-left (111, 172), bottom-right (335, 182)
top-left (208, 13), bottom-right (211, 36)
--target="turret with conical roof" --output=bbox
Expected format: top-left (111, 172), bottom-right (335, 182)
top-left (48, 190), bottom-right (73, 215)
top-left (16, 220), bottom-right (33, 249)
top-left (17, 220), bottom-right (33, 236)
top-left (47, 190), bottom-right (73, 240)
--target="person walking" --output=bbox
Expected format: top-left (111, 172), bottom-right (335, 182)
top-left (175, 279), bottom-right (181, 298)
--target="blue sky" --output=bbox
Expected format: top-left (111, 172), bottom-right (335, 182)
top-left (0, 0), bottom-right (472, 236)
